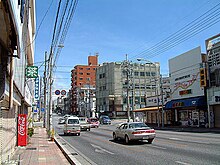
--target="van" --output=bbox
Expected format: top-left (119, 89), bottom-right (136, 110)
top-left (63, 116), bottom-right (80, 136)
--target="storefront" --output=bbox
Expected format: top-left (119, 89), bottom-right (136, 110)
top-left (165, 96), bottom-right (208, 127)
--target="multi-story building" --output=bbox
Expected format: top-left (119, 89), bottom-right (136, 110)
top-left (206, 33), bottom-right (220, 128)
top-left (0, 1), bottom-right (36, 163)
top-left (96, 61), bottom-right (160, 118)
top-left (71, 55), bottom-right (98, 116)
top-left (165, 47), bottom-right (207, 127)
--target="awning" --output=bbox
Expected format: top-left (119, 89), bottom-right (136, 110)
top-left (165, 96), bottom-right (206, 109)
top-left (133, 106), bottom-right (163, 112)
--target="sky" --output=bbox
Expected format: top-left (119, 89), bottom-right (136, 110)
top-left (35, 0), bottom-right (220, 96)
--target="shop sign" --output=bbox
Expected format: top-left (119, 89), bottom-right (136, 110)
top-left (26, 66), bottom-right (38, 78)
top-left (172, 102), bottom-right (184, 108)
top-left (18, 114), bottom-right (27, 146)
top-left (179, 89), bottom-right (192, 96)
top-left (35, 77), bottom-right (39, 99)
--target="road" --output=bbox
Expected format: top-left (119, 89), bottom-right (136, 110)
top-left (53, 114), bottom-right (220, 165)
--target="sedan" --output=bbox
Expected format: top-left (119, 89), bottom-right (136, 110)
top-left (79, 117), bottom-right (90, 131)
top-left (113, 122), bottom-right (156, 144)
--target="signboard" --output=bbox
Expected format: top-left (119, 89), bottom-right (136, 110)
top-left (26, 66), bottom-right (38, 78)
top-left (18, 114), bottom-right (27, 146)
top-left (33, 109), bottom-right (38, 113)
top-left (35, 77), bottom-right (39, 99)
top-left (41, 108), bottom-right (45, 112)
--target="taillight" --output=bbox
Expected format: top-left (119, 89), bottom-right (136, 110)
top-left (132, 129), bottom-right (155, 134)
top-left (132, 131), bottom-right (142, 134)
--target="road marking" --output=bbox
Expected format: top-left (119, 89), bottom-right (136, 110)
top-left (150, 145), bottom-right (166, 150)
top-left (91, 143), bottom-right (114, 155)
top-left (169, 138), bottom-right (181, 140)
top-left (175, 161), bottom-right (192, 165)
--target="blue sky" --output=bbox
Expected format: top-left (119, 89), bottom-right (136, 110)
top-left (35, 0), bottom-right (220, 94)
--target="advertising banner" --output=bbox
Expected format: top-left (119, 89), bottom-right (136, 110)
top-left (18, 114), bottom-right (27, 146)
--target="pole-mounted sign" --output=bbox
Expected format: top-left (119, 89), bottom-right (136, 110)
top-left (26, 66), bottom-right (38, 78)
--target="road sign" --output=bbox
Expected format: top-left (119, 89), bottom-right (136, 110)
top-left (55, 90), bottom-right (60, 95)
top-left (61, 90), bottom-right (66, 95)
top-left (41, 108), bottom-right (45, 112)
top-left (26, 66), bottom-right (38, 78)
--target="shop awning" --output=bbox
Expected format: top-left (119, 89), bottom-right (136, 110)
top-left (133, 106), bottom-right (163, 112)
top-left (165, 96), bottom-right (206, 109)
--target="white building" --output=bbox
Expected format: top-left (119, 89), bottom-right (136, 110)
top-left (206, 33), bottom-right (220, 128)
top-left (165, 47), bottom-right (207, 127)
top-left (0, 1), bottom-right (36, 163)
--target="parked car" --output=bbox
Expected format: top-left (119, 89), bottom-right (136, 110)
top-left (88, 118), bottom-right (100, 128)
top-left (112, 122), bottom-right (156, 144)
top-left (79, 117), bottom-right (90, 131)
top-left (58, 117), bottom-right (66, 124)
top-left (99, 115), bottom-right (111, 124)
top-left (63, 116), bottom-right (80, 136)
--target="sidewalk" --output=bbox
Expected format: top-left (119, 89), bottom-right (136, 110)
top-left (11, 126), bottom-right (70, 165)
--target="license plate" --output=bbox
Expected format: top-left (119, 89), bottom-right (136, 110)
top-left (143, 136), bottom-right (149, 140)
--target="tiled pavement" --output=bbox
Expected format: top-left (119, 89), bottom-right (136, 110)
top-left (12, 127), bottom-right (70, 165)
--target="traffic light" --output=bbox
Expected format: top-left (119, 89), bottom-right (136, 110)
top-left (200, 68), bottom-right (207, 87)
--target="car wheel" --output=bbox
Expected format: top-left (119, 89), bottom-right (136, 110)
top-left (113, 133), bottom-right (117, 141)
top-left (77, 133), bottom-right (80, 136)
top-left (64, 132), bottom-right (66, 136)
top-left (87, 128), bottom-right (90, 131)
top-left (125, 135), bottom-right (130, 144)
top-left (147, 139), bottom-right (154, 144)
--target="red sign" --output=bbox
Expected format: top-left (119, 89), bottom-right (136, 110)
top-left (18, 114), bottom-right (27, 146)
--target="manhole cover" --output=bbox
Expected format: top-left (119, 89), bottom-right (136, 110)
top-left (26, 147), bottom-right (37, 150)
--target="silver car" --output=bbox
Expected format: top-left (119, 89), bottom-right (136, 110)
top-left (113, 122), bottom-right (156, 144)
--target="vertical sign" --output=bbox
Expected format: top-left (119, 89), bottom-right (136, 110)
top-left (35, 77), bottom-right (39, 100)
top-left (18, 114), bottom-right (27, 146)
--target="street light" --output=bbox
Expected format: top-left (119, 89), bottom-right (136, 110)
top-left (136, 58), bottom-right (162, 127)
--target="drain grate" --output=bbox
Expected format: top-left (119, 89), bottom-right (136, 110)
top-left (71, 153), bottom-right (78, 155)
top-left (62, 143), bottom-right (66, 145)
top-left (26, 147), bottom-right (37, 150)
top-left (40, 145), bottom-right (49, 147)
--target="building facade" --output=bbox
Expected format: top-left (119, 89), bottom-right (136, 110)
top-left (206, 34), bottom-right (220, 128)
top-left (96, 61), bottom-right (160, 118)
top-left (71, 55), bottom-right (98, 115)
top-left (165, 47), bottom-right (208, 127)
top-left (0, 0), bottom-right (36, 163)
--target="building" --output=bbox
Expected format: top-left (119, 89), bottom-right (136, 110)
top-left (96, 61), bottom-right (160, 118)
top-left (165, 47), bottom-right (207, 127)
top-left (71, 55), bottom-right (98, 116)
top-left (0, 0), bottom-right (36, 163)
top-left (206, 33), bottom-right (220, 128)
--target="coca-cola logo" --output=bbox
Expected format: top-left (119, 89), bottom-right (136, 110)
top-left (18, 116), bottom-right (26, 136)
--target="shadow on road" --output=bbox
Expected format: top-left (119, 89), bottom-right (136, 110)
top-left (109, 139), bottom-right (151, 146)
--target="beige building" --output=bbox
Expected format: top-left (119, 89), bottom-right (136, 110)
top-left (0, 1), bottom-right (36, 163)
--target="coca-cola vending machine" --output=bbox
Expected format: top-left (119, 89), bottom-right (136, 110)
top-left (17, 114), bottom-right (27, 146)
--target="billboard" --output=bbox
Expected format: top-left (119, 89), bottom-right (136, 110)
top-left (17, 114), bottom-right (27, 146)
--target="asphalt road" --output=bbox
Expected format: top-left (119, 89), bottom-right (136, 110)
top-left (53, 114), bottom-right (220, 165)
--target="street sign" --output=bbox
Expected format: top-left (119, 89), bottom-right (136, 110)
top-left (61, 90), bottom-right (66, 95)
top-left (41, 108), bottom-right (45, 112)
top-left (26, 66), bottom-right (38, 78)
top-left (55, 90), bottom-right (60, 95)
top-left (34, 110), bottom-right (38, 113)
top-left (35, 77), bottom-right (39, 99)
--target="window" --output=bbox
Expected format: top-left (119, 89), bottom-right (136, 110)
top-left (134, 72), bottom-right (139, 76)
top-left (140, 72), bottom-right (145, 76)
top-left (86, 68), bottom-right (90, 70)
top-left (80, 68), bottom-right (83, 70)
top-left (87, 73), bottom-right (90, 75)
top-left (79, 72), bottom-right (83, 75)
top-left (79, 78), bottom-right (83, 80)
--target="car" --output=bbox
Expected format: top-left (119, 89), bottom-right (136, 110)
top-left (63, 116), bottom-right (80, 136)
top-left (58, 117), bottom-right (66, 124)
top-left (88, 118), bottom-right (100, 128)
top-left (79, 117), bottom-right (90, 131)
top-left (112, 122), bottom-right (156, 144)
top-left (99, 115), bottom-right (111, 124)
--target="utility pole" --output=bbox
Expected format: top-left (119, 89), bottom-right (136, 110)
top-left (160, 75), bottom-right (164, 128)
top-left (43, 51), bottom-right (47, 128)
top-left (125, 54), bottom-right (131, 122)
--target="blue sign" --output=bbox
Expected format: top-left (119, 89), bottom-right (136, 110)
top-left (55, 90), bottom-right (60, 95)
top-left (41, 108), bottom-right (45, 112)
top-left (34, 110), bottom-right (38, 113)
top-left (35, 77), bottom-right (40, 99)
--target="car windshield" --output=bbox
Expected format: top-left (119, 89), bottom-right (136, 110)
top-left (129, 123), bottom-right (149, 128)
top-left (90, 119), bottom-right (98, 122)
top-left (102, 116), bottom-right (110, 119)
top-left (68, 119), bottom-right (79, 124)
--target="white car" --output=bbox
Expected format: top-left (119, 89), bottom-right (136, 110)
top-left (63, 116), bottom-right (80, 136)
top-left (113, 122), bottom-right (156, 144)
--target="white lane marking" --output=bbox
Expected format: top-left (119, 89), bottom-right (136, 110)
top-left (91, 143), bottom-right (114, 155)
top-left (169, 138), bottom-right (181, 140)
top-left (175, 161), bottom-right (192, 165)
top-left (150, 145), bottom-right (167, 150)
top-left (169, 138), bottom-right (210, 144)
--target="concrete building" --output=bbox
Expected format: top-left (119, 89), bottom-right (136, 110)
top-left (206, 33), bottom-right (220, 128)
top-left (0, 0), bottom-right (36, 163)
top-left (165, 47), bottom-right (207, 127)
top-left (71, 55), bottom-right (98, 115)
top-left (96, 61), bottom-right (160, 118)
